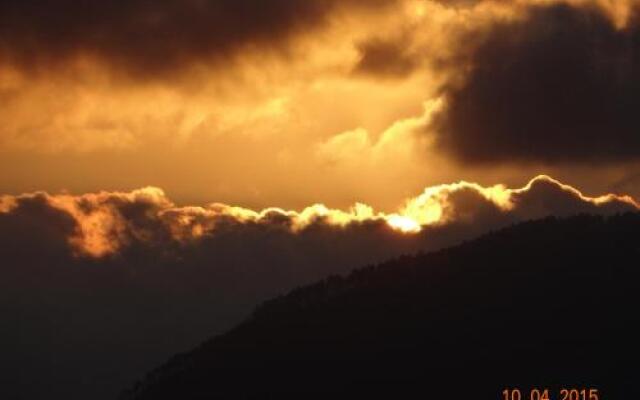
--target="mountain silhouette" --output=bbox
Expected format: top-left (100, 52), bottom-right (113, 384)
top-left (124, 214), bottom-right (640, 399)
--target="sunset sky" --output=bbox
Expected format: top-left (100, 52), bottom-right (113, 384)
top-left (3, 1), bottom-right (640, 399)
top-left (2, 0), bottom-right (640, 211)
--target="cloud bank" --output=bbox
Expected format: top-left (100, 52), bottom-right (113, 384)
top-left (2, 175), bottom-right (636, 259)
top-left (1, 176), bottom-right (637, 399)
top-left (0, 0), bottom-right (396, 78)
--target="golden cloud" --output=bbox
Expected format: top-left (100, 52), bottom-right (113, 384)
top-left (2, 176), bottom-right (636, 258)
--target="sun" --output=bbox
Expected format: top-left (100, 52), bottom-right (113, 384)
top-left (387, 215), bottom-right (422, 233)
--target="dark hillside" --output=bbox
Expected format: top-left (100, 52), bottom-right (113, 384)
top-left (126, 214), bottom-right (640, 399)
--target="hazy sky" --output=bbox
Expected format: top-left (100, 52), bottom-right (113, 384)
top-left (2, 0), bottom-right (640, 210)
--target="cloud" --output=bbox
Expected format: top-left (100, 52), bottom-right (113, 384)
top-left (0, 0), bottom-right (396, 79)
top-left (0, 193), bottom-right (76, 266)
top-left (2, 175), bottom-right (636, 259)
top-left (354, 36), bottom-right (419, 78)
top-left (430, 1), bottom-right (640, 164)
top-left (1, 176), bottom-right (637, 399)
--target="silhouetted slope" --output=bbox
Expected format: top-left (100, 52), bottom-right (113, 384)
top-left (126, 214), bottom-right (640, 399)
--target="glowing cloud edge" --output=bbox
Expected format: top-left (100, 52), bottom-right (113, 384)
top-left (1, 175), bottom-right (637, 258)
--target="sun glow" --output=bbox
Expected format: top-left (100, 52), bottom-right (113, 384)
top-left (387, 215), bottom-right (422, 233)
top-left (3, 175), bottom-right (636, 258)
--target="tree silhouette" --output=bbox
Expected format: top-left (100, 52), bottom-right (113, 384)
top-left (125, 213), bottom-right (640, 400)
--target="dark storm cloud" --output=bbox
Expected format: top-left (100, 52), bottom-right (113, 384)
top-left (0, 178), bottom-right (637, 399)
top-left (0, 0), bottom-right (395, 78)
top-left (431, 2), bottom-right (640, 164)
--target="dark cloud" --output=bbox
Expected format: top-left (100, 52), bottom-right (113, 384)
top-left (0, 0), bottom-right (395, 78)
top-left (354, 37), bottom-right (418, 78)
top-left (0, 177), bottom-right (636, 399)
top-left (431, 3), bottom-right (640, 164)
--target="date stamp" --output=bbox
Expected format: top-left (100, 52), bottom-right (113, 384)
top-left (503, 388), bottom-right (600, 400)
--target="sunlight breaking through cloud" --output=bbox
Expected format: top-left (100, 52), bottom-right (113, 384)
top-left (1, 175), bottom-right (637, 258)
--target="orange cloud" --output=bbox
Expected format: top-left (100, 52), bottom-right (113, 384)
top-left (2, 176), bottom-right (636, 258)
